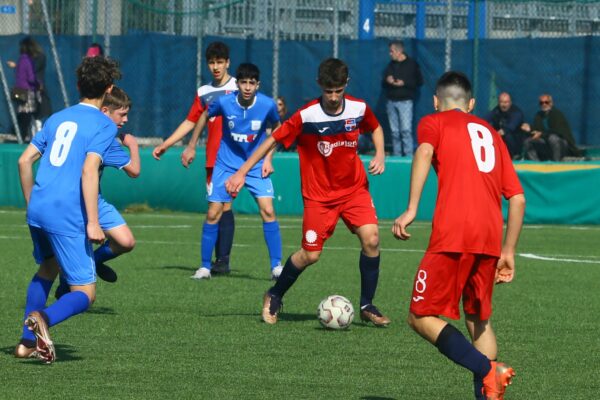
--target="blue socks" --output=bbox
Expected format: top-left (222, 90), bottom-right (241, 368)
top-left (94, 240), bottom-right (116, 264)
top-left (216, 210), bottom-right (235, 264)
top-left (263, 221), bottom-right (282, 269)
top-left (21, 274), bottom-right (53, 342)
top-left (201, 222), bottom-right (219, 268)
top-left (359, 252), bottom-right (380, 307)
top-left (435, 324), bottom-right (492, 379)
top-left (44, 291), bottom-right (90, 327)
top-left (270, 256), bottom-right (302, 298)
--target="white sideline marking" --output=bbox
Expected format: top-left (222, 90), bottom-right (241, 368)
top-left (519, 253), bottom-right (600, 264)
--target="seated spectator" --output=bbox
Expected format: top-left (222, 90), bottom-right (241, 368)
top-left (484, 92), bottom-right (525, 159)
top-left (521, 94), bottom-right (581, 161)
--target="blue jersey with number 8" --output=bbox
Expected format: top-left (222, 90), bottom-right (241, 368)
top-left (28, 103), bottom-right (117, 236)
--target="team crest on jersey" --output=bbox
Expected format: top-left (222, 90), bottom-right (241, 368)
top-left (317, 141), bottom-right (333, 157)
top-left (344, 118), bottom-right (357, 132)
top-left (251, 120), bottom-right (261, 131)
top-left (228, 120), bottom-right (235, 129)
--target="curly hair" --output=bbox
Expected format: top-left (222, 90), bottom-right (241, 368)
top-left (76, 56), bottom-right (121, 99)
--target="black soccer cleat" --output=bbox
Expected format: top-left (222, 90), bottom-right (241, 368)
top-left (96, 263), bottom-right (118, 283)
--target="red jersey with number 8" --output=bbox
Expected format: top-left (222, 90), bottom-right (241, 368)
top-left (418, 110), bottom-right (523, 256)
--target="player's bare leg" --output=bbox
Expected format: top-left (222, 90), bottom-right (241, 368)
top-left (257, 197), bottom-right (283, 279)
top-left (355, 224), bottom-right (390, 326)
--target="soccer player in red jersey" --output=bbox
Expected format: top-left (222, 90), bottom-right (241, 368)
top-left (392, 71), bottom-right (526, 399)
top-left (152, 42), bottom-right (237, 273)
top-left (226, 58), bottom-right (391, 327)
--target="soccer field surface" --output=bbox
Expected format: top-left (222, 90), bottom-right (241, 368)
top-left (1, 209), bottom-right (599, 399)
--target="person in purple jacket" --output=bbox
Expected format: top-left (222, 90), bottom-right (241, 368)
top-left (9, 37), bottom-right (40, 141)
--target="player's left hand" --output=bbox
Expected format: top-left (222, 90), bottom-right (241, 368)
top-left (368, 154), bottom-right (385, 175)
top-left (495, 254), bottom-right (515, 284)
top-left (181, 146), bottom-right (196, 168)
top-left (392, 209), bottom-right (415, 240)
top-left (87, 222), bottom-right (106, 244)
top-left (262, 160), bottom-right (274, 178)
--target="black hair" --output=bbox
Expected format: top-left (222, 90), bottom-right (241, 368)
top-left (102, 86), bottom-right (131, 110)
top-left (317, 58), bottom-right (348, 88)
top-left (76, 56), bottom-right (121, 99)
top-left (435, 71), bottom-right (472, 102)
top-left (206, 41), bottom-right (229, 61)
top-left (20, 36), bottom-right (43, 57)
top-left (236, 63), bottom-right (260, 81)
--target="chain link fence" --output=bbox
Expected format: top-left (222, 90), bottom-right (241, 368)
top-left (1, 0), bottom-right (599, 150)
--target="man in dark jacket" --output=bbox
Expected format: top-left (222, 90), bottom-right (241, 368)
top-left (382, 40), bottom-right (423, 156)
top-left (522, 94), bottom-right (580, 161)
top-left (484, 92), bottom-right (526, 159)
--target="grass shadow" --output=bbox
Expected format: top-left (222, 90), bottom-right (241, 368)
top-left (87, 306), bottom-right (117, 315)
top-left (161, 265), bottom-right (197, 272)
top-left (2, 343), bottom-right (84, 364)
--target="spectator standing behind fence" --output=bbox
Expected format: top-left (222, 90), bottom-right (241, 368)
top-left (8, 37), bottom-right (41, 141)
top-left (521, 94), bottom-right (581, 161)
top-left (382, 40), bottom-right (423, 157)
top-left (484, 92), bottom-right (525, 159)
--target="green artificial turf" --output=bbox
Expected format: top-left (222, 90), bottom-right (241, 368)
top-left (1, 209), bottom-right (599, 399)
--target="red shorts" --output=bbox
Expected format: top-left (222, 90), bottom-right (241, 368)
top-left (301, 187), bottom-right (377, 251)
top-left (409, 252), bottom-right (498, 320)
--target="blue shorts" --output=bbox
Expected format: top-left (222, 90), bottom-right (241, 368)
top-left (207, 165), bottom-right (274, 203)
top-left (29, 226), bottom-right (96, 285)
top-left (98, 197), bottom-right (126, 231)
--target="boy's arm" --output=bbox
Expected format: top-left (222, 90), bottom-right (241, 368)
top-left (368, 125), bottom-right (385, 175)
top-left (261, 121), bottom-right (281, 178)
top-left (82, 154), bottom-right (105, 244)
top-left (18, 145), bottom-right (41, 206)
top-left (121, 134), bottom-right (140, 178)
top-left (496, 193), bottom-right (526, 284)
top-left (152, 119), bottom-right (196, 160)
top-left (181, 111), bottom-right (209, 168)
top-left (392, 142), bottom-right (434, 240)
top-left (226, 135), bottom-right (278, 194)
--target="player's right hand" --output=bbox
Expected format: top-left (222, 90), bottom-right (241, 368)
top-left (87, 222), bottom-right (105, 244)
top-left (225, 172), bottom-right (245, 196)
top-left (392, 210), bottom-right (416, 240)
top-left (181, 147), bottom-right (196, 168)
top-left (152, 145), bottom-right (166, 160)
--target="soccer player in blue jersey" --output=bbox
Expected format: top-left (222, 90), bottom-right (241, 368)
top-left (153, 42), bottom-right (237, 274)
top-left (190, 62), bottom-right (283, 280)
top-left (15, 56), bottom-right (121, 363)
top-left (54, 87), bottom-right (140, 299)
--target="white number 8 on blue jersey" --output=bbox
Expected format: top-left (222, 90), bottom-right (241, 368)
top-left (49, 121), bottom-right (78, 167)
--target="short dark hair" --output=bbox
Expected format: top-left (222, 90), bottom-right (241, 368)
top-left (317, 58), bottom-right (348, 88)
top-left (236, 63), bottom-right (260, 81)
top-left (102, 86), bottom-right (131, 111)
top-left (435, 71), bottom-right (472, 102)
top-left (206, 41), bottom-right (229, 61)
top-left (76, 56), bottom-right (121, 99)
top-left (389, 40), bottom-right (404, 49)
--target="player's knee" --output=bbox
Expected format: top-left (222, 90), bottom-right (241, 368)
top-left (406, 312), bottom-right (419, 331)
top-left (260, 207), bottom-right (275, 221)
top-left (120, 236), bottom-right (136, 252)
top-left (361, 233), bottom-right (380, 255)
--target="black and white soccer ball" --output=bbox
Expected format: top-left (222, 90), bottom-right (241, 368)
top-left (317, 295), bottom-right (354, 330)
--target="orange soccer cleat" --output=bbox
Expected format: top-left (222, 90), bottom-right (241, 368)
top-left (482, 361), bottom-right (515, 400)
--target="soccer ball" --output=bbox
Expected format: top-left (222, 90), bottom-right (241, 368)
top-left (317, 295), bottom-right (354, 330)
